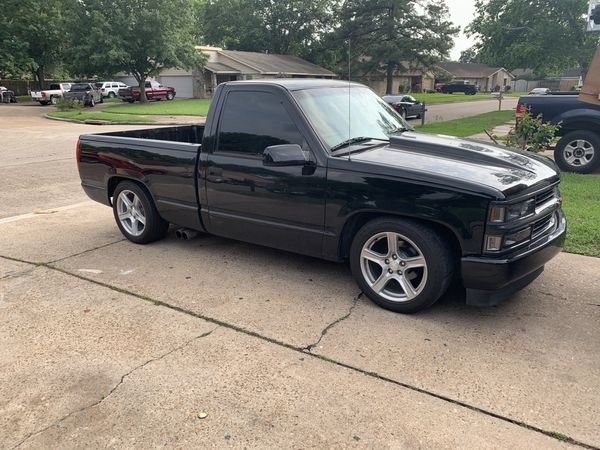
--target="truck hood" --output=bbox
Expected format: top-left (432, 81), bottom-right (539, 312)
top-left (350, 131), bottom-right (559, 197)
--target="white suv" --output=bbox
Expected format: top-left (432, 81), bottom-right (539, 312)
top-left (94, 81), bottom-right (128, 98)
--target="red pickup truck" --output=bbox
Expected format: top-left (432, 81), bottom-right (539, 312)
top-left (118, 81), bottom-right (176, 103)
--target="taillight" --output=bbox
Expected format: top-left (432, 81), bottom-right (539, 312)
top-left (76, 138), bottom-right (81, 172)
top-left (41, 91), bottom-right (46, 97)
top-left (101, 88), bottom-right (105, 91)
top-left (516, 103), bottom-right (527, 121)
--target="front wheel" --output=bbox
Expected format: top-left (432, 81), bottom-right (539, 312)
top-left (112, 181), bottom-right (169, 244)
top-left (350, 218), bottom-right (454, 313)
top-left (89, 97), bottom-right (95, 107)
top-left (554, 130), bottom-right (600, 173)
top-left (166, 92), bottom-right (174, 101)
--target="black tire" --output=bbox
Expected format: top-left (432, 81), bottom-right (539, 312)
top-left (50, 96), bottom-right (57, 105)
top-left (112, 181), bottom-right (169, 244)
top-left (400, 108), bottom-right (407, 119)
top-left (554, 130), bottom-right (600, 174)
top-left (127, 99), bottom-right (135, 103)
top-left (349, 217), bottom-right (454, 313)
top-left (89, 97), bottom-right (95, 107)
top-left (166, 92), bottom-right (174, 101)
top-left (39, 101), bottom-right (49, 106)
top-left (108, 92), bottom-right (116, 98)
top-left (99, 96), bottom-right (103, 104)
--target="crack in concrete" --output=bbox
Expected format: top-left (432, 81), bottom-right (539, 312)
top-left (1, 254), bottom-right (597, 449)
top-left (48, 238), bottom-right (126, 264)
top-left (10, 326), bottom-right (218, 450)
top-left (303, 292), bottom-right (361, 352)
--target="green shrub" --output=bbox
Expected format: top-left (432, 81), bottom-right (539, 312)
top-left (506, 110), bottom-right (561, 153)
top-left (55, 97), bottom-right (83, 112)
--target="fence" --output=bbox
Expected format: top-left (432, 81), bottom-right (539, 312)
top-left (0, 79), bottom-right (68, 96)
top-left (509, 79), bottom-right (561, 92)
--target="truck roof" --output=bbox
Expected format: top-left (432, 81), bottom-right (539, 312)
top-left (221, 78), bottom-right (362, 91)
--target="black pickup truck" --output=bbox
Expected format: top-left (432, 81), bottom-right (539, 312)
top-left (517, 94), bottom-right (600, 173)
top-left (77, 79), bottom-right (565, 313)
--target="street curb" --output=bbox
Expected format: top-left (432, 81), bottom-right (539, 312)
top-left (43, 113), bottom-right (201, 126)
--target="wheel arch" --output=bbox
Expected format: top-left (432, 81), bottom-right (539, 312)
top-left (107, 176), bottom-right (156, 207)
top-left (338, 211), bottom-right (463, 262)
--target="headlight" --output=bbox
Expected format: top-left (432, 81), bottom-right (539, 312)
top-left (488, 199), bottom-right (535, 223)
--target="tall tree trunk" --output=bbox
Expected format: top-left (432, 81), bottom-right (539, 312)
top-left (135, 74), bottom-right (148, 103)
top-left (36, 66), bottom-right (45, 90)
top-left (386, 62), bottom-right (394, 94)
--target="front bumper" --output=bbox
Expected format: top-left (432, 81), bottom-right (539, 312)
top-left (461, 209), bottom-right (566, 306)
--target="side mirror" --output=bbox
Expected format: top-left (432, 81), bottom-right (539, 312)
top-left (263, 144), bottom-right (308, 166)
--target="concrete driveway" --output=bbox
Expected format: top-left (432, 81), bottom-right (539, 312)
top-left (1, 103), bottom-right (599, 449)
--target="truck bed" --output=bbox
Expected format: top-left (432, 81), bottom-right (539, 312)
top-left (78, 125), bottom-right (205, 230)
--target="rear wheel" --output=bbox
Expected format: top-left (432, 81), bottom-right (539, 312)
top-left (554, 130), bottom-right (600, 173)
top-left (50, 96), bottom-right (58, 105)
top-left (89, 97), bottom-right (95, 107)
top-left (350, 218), bottom-right (454, 313)
top-left (112, 181), bottom-right (169, 244)
top-left (108, 92), bottom-right (116, 98)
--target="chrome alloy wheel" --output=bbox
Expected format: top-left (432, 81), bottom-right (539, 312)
top-left (116, 190), bottom-right (146, 236)
top-left (564, 139), bottom-right (595, 167)
top-left (360, 231), bottom-right (428, 302)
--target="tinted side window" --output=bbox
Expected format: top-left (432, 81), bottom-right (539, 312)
top-left (217, 91), bottom-right (303, 155)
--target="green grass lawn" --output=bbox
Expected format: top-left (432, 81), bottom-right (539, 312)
top-left (17, 95), bottom-right (32, 102)
top-left (104, 98), bottom-right (211, 116)
top-left (411, 93), bottom-right (496, 104)
top-left (48, 111), bottom-right (154, 123)
top-left (415, 110), bottom-right (514, 137)
top-left (560, 173), bottom-right (600, 257)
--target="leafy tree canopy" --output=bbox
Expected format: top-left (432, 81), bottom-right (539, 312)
top-left (337, 0), bottom-right (458, 93)
top-left (201, 0), bottom-right (336, 60)
top-left (467, 0), bottom-right (599, 77)
top-left (0, 0), bottom-right (68, 86)
top-left (66, 0), bottom-right (205, 101)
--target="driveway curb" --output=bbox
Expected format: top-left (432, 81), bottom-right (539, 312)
top-left (43, 113), bottom-right (195, 126)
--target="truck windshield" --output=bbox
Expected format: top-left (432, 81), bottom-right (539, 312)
top-left (292, 86), bottom-right (411, 151)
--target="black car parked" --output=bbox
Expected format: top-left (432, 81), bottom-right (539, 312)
top-left (382, 95), bottom-right (426, 119)
top-left (441, 82), bottom-right (478, 95)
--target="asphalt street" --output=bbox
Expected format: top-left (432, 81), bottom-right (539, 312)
top-left (1, 101), bottom-right (598, 449)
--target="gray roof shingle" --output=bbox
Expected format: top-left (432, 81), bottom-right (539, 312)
top-left (438, 62), bottom-right (507, 78)
top-left (219, 50), bottom-right (335, 76)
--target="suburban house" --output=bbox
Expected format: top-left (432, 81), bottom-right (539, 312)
top-left (559, 68), bottom-right (585, 91)
top-left (357, 65), bottom-right (435, 95)
top-left (116, 46), bottom-right (336, 98)
top-left (437, 62), bottom-right (514, 92)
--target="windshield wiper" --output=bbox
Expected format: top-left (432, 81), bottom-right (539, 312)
top-left (330, 136), bottom-right (389, 152)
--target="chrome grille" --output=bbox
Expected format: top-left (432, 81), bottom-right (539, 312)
top-left (535, 188), bottom-right (556, 208)
top-left (532, 213), bottom-right (556, 239)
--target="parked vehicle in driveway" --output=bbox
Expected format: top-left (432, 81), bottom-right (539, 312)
top-left (0, 86), bottom-right (17, 103)
top-left (441, 81), bottom-right (478, 95)
top-left (64, 83), bottom-right (103, 107)
top-left (517, 94), bottom-right (600, 173)
top-left (94, 81), bottom-right (128, 98)
top-left (30, 82), bottom-right (71, 105)
top-left (382, 94), bottom-right (425, 119)
top-left (528, 87), bottom-right (551, 95)
top-left (77, 79), bottom-right (565, 313)
top-left (118, 80), bottom-right (176, 103)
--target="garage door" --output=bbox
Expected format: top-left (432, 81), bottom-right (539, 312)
top-left (160, 76), bottom-right (194, 99)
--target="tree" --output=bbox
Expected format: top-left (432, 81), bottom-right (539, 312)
top-left (201, 0), bottom-right (336, 60)
top-left (337, 0), bottom-right (458, 94)
top-left (459, 47), bottom-right (479, 64)
top-left (467, 0), bottom-right (599, 76)
top-left (66, 0), bottom-right (205, 102)
top-left (0, 0), bottom-right (68, 87)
